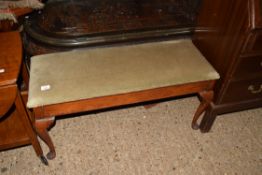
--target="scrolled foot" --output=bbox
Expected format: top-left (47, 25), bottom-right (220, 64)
top-left (191, 123), bottom-right (199, 130)
top-left (46, 151), bottom-right (56, 160)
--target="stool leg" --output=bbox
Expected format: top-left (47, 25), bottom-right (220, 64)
top-left (34, 117), bottom-right (56, 160)
top-left (192, 90), bottom-right (214, 130)
top-left (15, 92), bottom-right (48, 165)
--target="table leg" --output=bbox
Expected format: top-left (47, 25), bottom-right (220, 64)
top-left (199, 105), bottom-right (217, 133)
top-left (15, 92), bottom-right (48, 165)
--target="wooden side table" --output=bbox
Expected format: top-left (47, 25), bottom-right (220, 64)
top-left (0, 32), bottom-right (46, 164)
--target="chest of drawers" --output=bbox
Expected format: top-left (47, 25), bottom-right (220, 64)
top-left (193, 0), bottom-right (262, 132)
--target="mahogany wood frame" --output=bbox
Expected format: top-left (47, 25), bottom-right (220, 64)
top-left (31, 79), bottom-right (216, 161)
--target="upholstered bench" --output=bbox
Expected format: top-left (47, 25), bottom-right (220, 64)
top-left (27, 39), bottom-right (219, 163)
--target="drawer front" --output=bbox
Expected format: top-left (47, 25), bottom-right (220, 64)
top-left (221, 79), bottom-right (262, 103)
top-left (233, 55), bottom-right (262, 80)
top-left (243, 32), bottom-right (262, 54)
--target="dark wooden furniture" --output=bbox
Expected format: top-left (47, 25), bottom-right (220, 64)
top-left (193, 0), bottom-right (262, 132)
top-left (0, 32), bottom-right (46, 164)
top-left (22, 0), bottom-right (201, 55)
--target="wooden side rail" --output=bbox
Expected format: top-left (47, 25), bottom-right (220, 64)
top-left (27, 39), bottom-right (220, 163)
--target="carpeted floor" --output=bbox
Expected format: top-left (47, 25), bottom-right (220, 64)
top-left (0, 96), bottom-right (261, 175)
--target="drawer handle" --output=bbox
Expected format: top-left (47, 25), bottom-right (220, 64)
top-left (248, 85), bottom-right (262, 94)
top-left (0, 68), bottom-right (5, 73)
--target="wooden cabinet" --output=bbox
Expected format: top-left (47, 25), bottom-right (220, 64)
top-left (0, 32), bottom-right (45, 164)
top-left (194, 0), bottom-right (262, 132)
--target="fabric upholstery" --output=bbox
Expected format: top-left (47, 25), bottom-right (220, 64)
top-left (27, 39), bottom-right (219, 108)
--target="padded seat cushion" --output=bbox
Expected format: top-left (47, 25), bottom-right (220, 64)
top-left (27, 39), bottom-right (219, 108)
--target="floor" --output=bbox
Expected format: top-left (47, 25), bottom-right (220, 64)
top-left (0, 96), bottom-right (261, 175)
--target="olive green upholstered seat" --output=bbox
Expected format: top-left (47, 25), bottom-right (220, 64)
top-left (27, 39), bottom-right (219, 108)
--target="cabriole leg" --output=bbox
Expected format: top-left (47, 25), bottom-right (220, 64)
top-left (34, 117), bottom-right (56, 160)
top-left (192, 90), bottom-right (214, 130)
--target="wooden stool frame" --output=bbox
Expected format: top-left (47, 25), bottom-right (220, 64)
top-left (31, 79), bottom-right (215, 161)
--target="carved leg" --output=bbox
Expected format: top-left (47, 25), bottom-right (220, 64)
top-left (34, 117), bottom-right (56, 160)
top-left (192, 90), bottom-right (214, 130)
